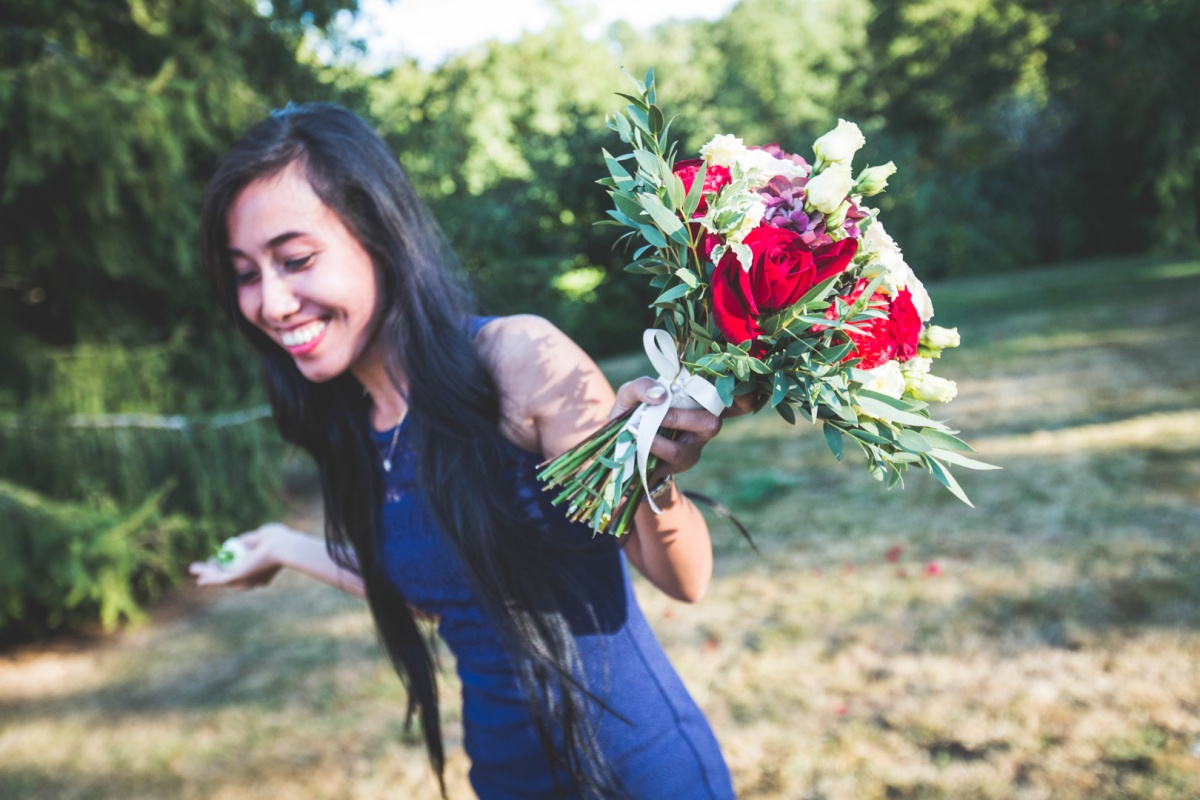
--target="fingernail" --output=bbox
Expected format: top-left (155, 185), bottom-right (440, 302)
top-left (647, 386), bottom-right (666, 400)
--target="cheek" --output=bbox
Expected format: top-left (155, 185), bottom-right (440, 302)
top-left (235, 285), bottom-right (260, 325)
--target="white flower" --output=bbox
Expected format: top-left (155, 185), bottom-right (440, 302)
top-left (860, 361), bottom-right (906, 399)
top-left (920, 325), bottom-right (961, 350)
top-left (861, 222), bottom-right (934, 321)
top-left (700, 134), bottom-right (748, 167)
top-left (813, 119), bottom-right (865, 166)
top-left (854, 162), bottom-right (897, 196)
top-left (906, 373), bottom-right (958, 403)
top-left (805, 163), bottom-right (854, 214)
top-left (863, 220), bottom-right (901, 258)
top-left (902, 267), bottom-right (934, 322)
top-left (901, 356), bottom-right (933, 378)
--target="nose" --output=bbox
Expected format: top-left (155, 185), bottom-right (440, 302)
top-left (259, 270), bottom-right (300, 322)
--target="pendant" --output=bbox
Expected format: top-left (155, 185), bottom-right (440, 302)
top-left (383, 458), bottom-right (392, 472)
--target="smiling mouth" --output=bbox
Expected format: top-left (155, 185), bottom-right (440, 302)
top-left (280, 320), bottom-right (328, 354)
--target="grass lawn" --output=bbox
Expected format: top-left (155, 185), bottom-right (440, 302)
top-left (2, 254), bottom-right (1199, 799)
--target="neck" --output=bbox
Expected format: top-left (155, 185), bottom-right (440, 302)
top-left (352, 343), bottom-right (408, 431)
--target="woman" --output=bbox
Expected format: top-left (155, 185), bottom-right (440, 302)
top-left (190, 103), bottom-right (742, 799)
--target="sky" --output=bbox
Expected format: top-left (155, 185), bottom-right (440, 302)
top-left (344, 0), bottom-right (738, 70)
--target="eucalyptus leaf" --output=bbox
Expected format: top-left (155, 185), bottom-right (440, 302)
top-left (925, 457), bottom-right (974, 507)
top-left (682, 161), bottom-right (707, 218)
top-left (649, 104), bottom-right (665, 135)
top-left (776, 403), bottom-right (797, 425)
top-left (640, 224), bottom-right (668, 249)
top-left (849, 428), bottom-right (891, 445)
top-left (612, 191), bottom-right (645, 223)
top-left (770, 373), bottom-right (789, 407)
top-left (612, 113), bottom-right (633, 143)
top-left (665, 173), bottom-right (686, 210)
top-left (606, 209), bottom-right (639, 228)
top-left (715, 375), bottom-right (735, 407)
top-left (928, 448), bottom-right (1001, 471)
top-left (748, 357), bottom-right (772, 375)
top-left (633, 148), bottom-right (661, 178)
top-left (641, 194), bottom-right (687, 241)
top-left (920, 429), bottom-right (975, 452)
top-left (896, 430), bottom-right (932, 453)
top-left (854, 395), bottom-right (935, 427)
top-left (823, 423), bottom-right (844, 460)
top-left (615, 92), bottom-right (649, 111)
top-left (652, 283), bottom-right (692, 306)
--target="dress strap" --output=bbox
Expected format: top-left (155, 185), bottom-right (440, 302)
top-left (468, 315), bottom-right (498, 339)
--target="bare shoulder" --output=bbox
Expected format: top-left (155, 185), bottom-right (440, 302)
top-left (474, 315), bottom-right (614, 457)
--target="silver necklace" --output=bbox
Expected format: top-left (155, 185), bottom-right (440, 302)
top-left (381, 420), bottom-right (402, 472)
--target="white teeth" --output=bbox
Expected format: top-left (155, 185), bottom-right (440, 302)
top-left (281, 321), bottom-right (326, 347)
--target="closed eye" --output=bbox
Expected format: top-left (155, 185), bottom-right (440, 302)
top-left (283, 254), bottom-right (315, 271)
top-left (234, 269), bottom-right (260, 286)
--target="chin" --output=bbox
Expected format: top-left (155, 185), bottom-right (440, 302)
top-left (293, 359), bottom-right (349, 384)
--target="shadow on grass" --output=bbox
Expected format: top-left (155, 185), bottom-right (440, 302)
top-left (0, 765), bottom-right (183, 800)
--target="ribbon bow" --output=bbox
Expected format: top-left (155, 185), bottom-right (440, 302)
top-left (624, 329), bottom-right (727, 513)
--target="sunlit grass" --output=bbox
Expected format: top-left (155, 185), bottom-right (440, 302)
top-left (2, 255), bottom-right (1199, 798)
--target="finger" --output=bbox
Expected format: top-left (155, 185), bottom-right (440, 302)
top-left (647, 432), bottom-right (704, 475)
top-left (610, 377), bottom-right (668, 419)
top-left (658, 408), bottom-right (723, 441)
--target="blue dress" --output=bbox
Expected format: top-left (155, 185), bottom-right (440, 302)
top-left (372, 321), bottom-right (735, 799)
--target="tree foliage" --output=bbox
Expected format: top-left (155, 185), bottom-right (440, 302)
top-left (0, 0), bottom-right (354, 636)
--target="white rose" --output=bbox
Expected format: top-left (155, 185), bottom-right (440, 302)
top-left (805, 163), bottom-right (854, 214)
top-left (860, 361), bottom-right (906, 399)
top-left (700, 134), bottom-right (748, 167)
top-left (813, 119), bottom-right (866, 165)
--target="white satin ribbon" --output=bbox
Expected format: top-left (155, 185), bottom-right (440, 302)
top-left (624, 329), bottom-right (727, 513)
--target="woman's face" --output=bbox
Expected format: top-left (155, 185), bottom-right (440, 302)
top-left (227, 161), bottom-right (383, 384)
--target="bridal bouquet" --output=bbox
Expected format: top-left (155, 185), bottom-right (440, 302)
top-left (538, 71), bottom-right (996, 537)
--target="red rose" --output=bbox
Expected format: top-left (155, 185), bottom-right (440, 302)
top-left (812, 238), bottom-right (858, 283)
top-left (712, 226), bottom-right (817, 348)
top-left (674, 158), bottom-right (732, 216)
top-left (823, 280), bottom-right (920, 369)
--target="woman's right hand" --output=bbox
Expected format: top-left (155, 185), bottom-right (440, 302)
top-left (188, 523), bottom-right (291, 590)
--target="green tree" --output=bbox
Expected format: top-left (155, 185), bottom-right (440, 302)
top-left (0, 0), bottom-right (357, 635)
top-left (0, 0), bottom-right (357, 407)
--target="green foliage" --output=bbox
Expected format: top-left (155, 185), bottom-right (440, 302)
top-left (0, 480), bottom-right (190, 635)
top-left (0, 0), bottom-right (344, 635)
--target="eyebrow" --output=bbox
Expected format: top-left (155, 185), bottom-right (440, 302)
top-left (228, 231), bottom-right (309, 258)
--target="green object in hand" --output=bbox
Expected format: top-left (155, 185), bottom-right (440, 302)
top-left (215, 537), bottom-right (248, 568)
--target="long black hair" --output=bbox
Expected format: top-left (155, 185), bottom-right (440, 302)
top-left (200, 103), bottom-right (623, 797)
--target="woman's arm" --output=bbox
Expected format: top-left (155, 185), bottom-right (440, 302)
top-left (189, 523), bottom-right (366, 599)
top-left (476, 315), bottom-right (725, 603)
